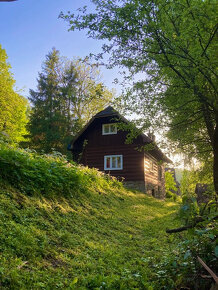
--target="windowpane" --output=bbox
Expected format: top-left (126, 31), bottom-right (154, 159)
top-left (112, 157), bottom-right (116, 168)
top-left (106, 157), bottom-right (110, 168)
top-left (117, 156), bottom-right (121, 168)
top-left (104, 155), bottom-right (122, 170)
top-left (103, 123), bottom-right (117, 135)
top-left (104, 124), bottom-right (109, 134)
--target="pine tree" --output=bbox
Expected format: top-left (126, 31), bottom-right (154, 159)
top-left (29, 50), bottom-right (114, 153)
top-left (29, 48), bottom-right (67, 153)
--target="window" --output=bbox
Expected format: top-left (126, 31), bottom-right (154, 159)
top-left (102, 123), bottom-right (117, 135)
top-left (104, 155), bottom-right (123, 170)
top-left (149, 159), bottom-right (155, 172)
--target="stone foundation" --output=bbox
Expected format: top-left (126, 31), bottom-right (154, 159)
top-left (124, 181), bottom-right (146, 192)
top-left (146, 183), bottom-right (165, 199)
top-left (124, 181), bottom-right (165, 199)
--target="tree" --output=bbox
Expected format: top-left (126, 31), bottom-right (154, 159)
top-left (0, 44), bottom-right (28, 143)
top-left (165, 171), bottom-right (177, 198)
top-left (29, 50), bottom-right (113, 153)
top-left (62, 58), bottom-right (113, 132)
top-left (29, 48), bottom-right (67, 153)
top-left (61, 0), bottom-right (218, 193)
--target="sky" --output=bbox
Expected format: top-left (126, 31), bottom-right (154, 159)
top-left (0, 0), bottom-right (119, 98)
top-left (0, 0), bottom-right (186, 168)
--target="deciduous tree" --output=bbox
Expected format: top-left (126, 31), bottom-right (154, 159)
top-left (62, 0), bottom-right (218, 193)
top-left (29, 49), bottom-right (113, 153)
top-left (0, 44), bottom-right (28, 143)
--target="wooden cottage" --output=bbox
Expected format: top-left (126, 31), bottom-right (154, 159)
top-left (68, 106), bottom-right (171, 198)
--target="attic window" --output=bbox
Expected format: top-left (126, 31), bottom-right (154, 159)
top-left (104, 155), bottom-right (123, 170)
top-left (102, 123), bottom-right (117, 135)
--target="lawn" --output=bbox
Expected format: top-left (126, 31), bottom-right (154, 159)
top-left (0, 182), bottom-right (180, 289)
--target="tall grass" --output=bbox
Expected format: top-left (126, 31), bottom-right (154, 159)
top-left (0, 142), bottom-right (121, 197)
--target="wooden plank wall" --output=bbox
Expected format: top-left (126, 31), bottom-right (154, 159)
top-left (144, 153), bottom-right (165, 197)
top-left (83, 144), bottom-right (145, 181)
top-left (144, 155), bottom-right (159, 185)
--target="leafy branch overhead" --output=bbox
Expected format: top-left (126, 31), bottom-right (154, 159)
top-left (61, 0), bottom-right (218, 194)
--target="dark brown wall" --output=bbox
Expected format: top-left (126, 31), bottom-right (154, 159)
top-left (73, 116), bottom-right (162, 183)
top-left (74, 117), bottom-right (144, 149)
top-left (74, 117), bottom-right (145, 181)
top-left (83, 144), bottom-right (144, 181)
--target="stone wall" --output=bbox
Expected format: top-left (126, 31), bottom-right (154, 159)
top-left (146, 183), bottom-right (165, 199)
top-left (124, 180), bottom-right (165, 199)
top-left (124, 181), bottom-right (146, 192)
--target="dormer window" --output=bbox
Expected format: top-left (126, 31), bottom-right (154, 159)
top-left (102, 123), bottom-right (117, 135)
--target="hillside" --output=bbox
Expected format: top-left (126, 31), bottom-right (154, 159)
top-left (0, 143), bottom-right (181, 289)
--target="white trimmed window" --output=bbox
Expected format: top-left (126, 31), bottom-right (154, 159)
top-left (102, 123), bottom-right (117, 135)
top-left (104, 155), bottom-right (123, 170)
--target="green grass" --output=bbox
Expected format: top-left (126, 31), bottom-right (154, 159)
top-left (0, 182), bottom-right (180, 289)
top-left (0, 143), bottom-right (181, 289)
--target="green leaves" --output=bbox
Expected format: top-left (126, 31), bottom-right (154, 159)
top-left (0, 142), bottom-right (122, 197)
top-left (215, 246), bottom-right (218, 258)
top-left (0, 44), bottom-right (29, 144)
top-left (29, 49), bottom-right (113, 154)
top-left (62, 0), bottom-right (218, 192)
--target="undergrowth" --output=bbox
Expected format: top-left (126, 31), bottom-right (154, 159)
top-left (0, 142), bottom-right (182, 289)
top-left (1, 142), bottom-right (215, 289)
top-left (0, 180), bottom-right (181, 289)
top-left (0, 142), bottom-right (121, 197)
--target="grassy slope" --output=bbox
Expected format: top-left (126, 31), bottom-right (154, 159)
top-left (0, 182), bottom-right (180, 289)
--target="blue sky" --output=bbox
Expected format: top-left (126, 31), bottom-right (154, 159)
top-left (0, 0), bottom-right (119, 98)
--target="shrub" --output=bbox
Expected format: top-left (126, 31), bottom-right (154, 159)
top-left (0, 142), bottom-right (122, 197)
top-left (154, 192), bottom-right (217, 289)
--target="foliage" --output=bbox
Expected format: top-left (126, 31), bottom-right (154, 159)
top-left (62, 58), bottom-right (113, 129)
top-left (29, 48), bottom-right (66, 153)
top-left (0, 44), bottom-right (29, 143)
top-left (0, 141), bottom-right (121, 197)
top-left (149, 191), bottom-right (217, 289)
top-left (1, 142), bottom-right (217, 288)
top-left (165, 171), bottom-right (178, 200)
top-left (29, 48), bottom-right (113, 154)
top-left (0, 144), bottom-right (181, 289)
top-left (150, 224), bottom-right (217, 289)
top-left (180, 167), bottom-right (214, 196)
top-left (61, 0), bottom-right (218, 193)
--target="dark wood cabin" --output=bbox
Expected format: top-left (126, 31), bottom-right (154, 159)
top-left (68, 106), bottom-right (171, 198)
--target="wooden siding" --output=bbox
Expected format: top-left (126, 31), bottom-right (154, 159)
top-left (144, 153), bottom-right (165, 197)
top-left (82, 144), bottom-right (144, 181)
top-left (74, 117), bottom-right (144, 150)
top-left (73, 116), bottom-right (165, 187)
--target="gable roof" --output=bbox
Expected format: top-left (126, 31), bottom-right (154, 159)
top-left (69, 106), bottom-right (172, 163)
top-left (94, 105), bottom-right (117, 117)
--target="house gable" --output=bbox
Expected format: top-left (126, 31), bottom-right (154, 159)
top-left (68, 106), bottom-right (171, 197)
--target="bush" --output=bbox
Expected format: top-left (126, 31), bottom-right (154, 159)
top-left (0, 142), bottom-right (122, 197)
top-left (154, 193), bottom-right (217, 289)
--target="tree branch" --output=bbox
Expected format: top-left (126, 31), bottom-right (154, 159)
top-left (166, 215), bottom-right (218, 233)
top-left (201, 24), bottom-right (218, 57)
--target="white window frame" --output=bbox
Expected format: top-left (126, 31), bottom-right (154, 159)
top-left (102, 123), bottom-right (117, 135)
top-left (104, 155), bottom-right (123, 170)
